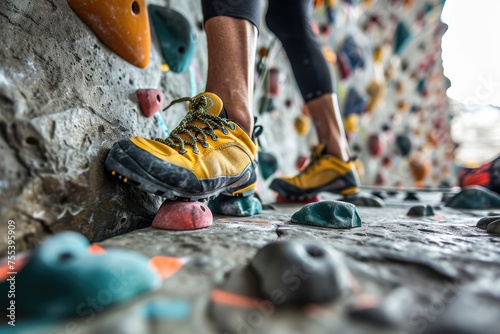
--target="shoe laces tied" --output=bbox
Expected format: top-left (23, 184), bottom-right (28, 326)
top-left (154, 95), bottom-right (233, 154)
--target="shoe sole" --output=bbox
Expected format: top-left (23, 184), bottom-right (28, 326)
top-left (105, 145), bottom-right (256, 202)
top-left (269, 173), bottom-right (359, 200)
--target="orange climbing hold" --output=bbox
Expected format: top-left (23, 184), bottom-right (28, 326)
top-left (68, 0), bottom-right (151, 68)
top-left (409, 153), bottom-right (431, 185)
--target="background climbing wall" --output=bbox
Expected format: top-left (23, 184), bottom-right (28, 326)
top-left (0, 0), bottom-right (452, 254)
top-left (255, 0), bottom-right (453, 201)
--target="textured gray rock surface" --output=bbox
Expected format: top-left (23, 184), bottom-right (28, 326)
top-left (33, 193), bottom-right (500, 334)
top-left (0, 0), bottom-right (206, 254)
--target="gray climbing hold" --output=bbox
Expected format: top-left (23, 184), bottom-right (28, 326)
top-left (446, 186), bottom-right (500, 209)
top-left (250, 240), bottom-right (351, 306)
top-left (486, 219), bottom-right (500, 235)
top-left (291, 201), bottom-right (362, 229)
top-left (406, 204), bottom-right (435, 217)
top-left (476, 216), bottom-right (500, 229)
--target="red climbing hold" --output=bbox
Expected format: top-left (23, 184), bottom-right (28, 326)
top-left (137, 89), bottom-right (164, 117)
top-left (367, 133), bottom-right (384, 157)
top-left (152, 200), bottom-right (213, 230)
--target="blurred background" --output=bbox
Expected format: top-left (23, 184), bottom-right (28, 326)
top-left (255, 0), bottom-right (500, 197)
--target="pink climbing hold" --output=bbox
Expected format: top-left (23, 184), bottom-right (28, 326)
top-left (152, 200), bottom-right (213, 231)
top-left (137, 89), bottom-right (164, 117)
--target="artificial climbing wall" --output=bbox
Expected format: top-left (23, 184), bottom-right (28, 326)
top-left (0, 0), bottom-right (452, 254)
top-left (255, 0), bottom-right (453, 201)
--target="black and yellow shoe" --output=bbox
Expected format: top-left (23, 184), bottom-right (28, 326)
top-left (105, 92), bottom-right (258, 201)
top-left (269, 145), bottom-right (360, 200)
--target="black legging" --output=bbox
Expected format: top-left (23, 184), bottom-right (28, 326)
top-left (202, 0), bottom-right (334, 102)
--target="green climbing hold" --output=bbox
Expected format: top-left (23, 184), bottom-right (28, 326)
top-left (208, 195), bottom-right (263, 217)
top-left (291, 201), bottom-right (362, 229)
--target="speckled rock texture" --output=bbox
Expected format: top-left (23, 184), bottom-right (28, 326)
top-left (59, 193), bottom-right (499, 334)
top-left (0, 0), bottom-right (206, 254)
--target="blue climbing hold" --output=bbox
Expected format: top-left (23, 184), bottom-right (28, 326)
top-left (344, 87), bottom-right (367, 117)
top-left (149, 5), bottom-right (197, 73)
top-left (340, 35), bottom-right (366, 71)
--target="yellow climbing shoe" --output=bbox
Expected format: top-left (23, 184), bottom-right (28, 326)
top-left (270, 144), bottom-right (360, 199)
top-left (105, 92), bottom-right (258, 201)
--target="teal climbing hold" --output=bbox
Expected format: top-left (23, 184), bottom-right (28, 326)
top-left (208, 195), bottom-right (263, 217)
top-left (149, 5), bottom-right (196, 73)
top-left (394, 21), bottom-right (411, 55)
top-left (258, 151), bottom-right (279, 180)
top-left (445, 186), bottom-right (500, 209)
top-left (291, 201), bottom-right (362, 229)
top-left (0, 232), bottom-right (161, 320)
top-left (417, 78), bottom-right (427, 95)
